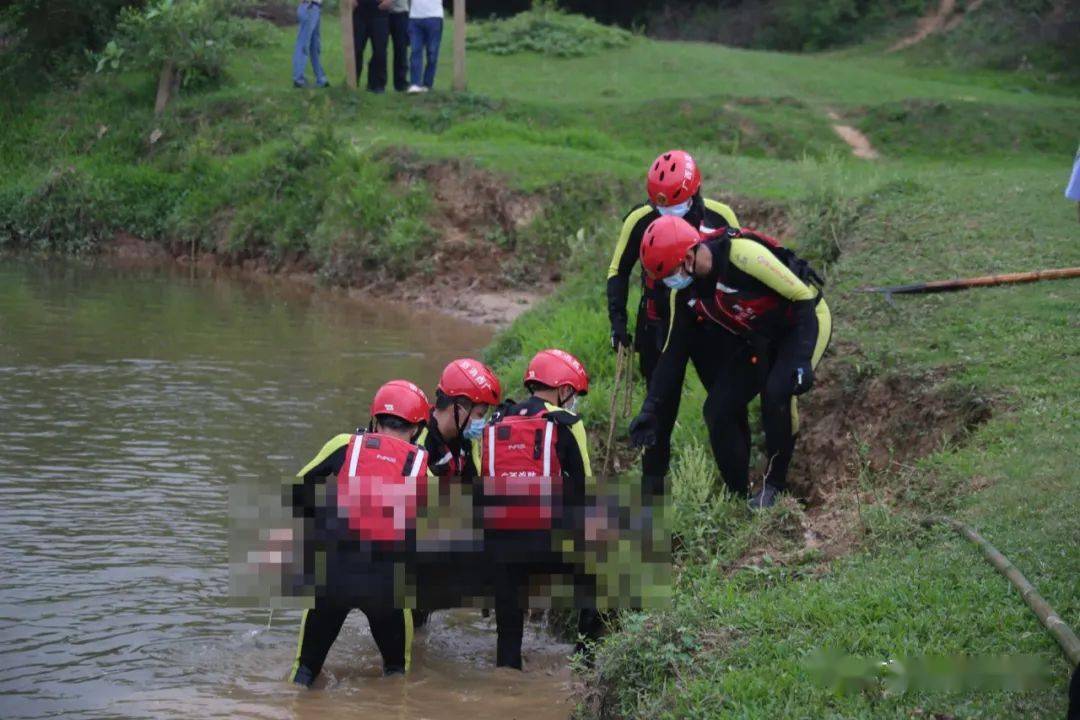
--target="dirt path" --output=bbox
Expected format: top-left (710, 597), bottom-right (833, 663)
top-left (888, 0), bottom-right (983, 52)
top-left (825, 110), bottom-right (880, 160)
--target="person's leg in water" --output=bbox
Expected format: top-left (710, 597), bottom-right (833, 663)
top-left (290, 605), bottom-right (350, 686)
top-left (361, 607), bottom-right (412, 675)
top-left (494, 563), bottom-right (527, 669)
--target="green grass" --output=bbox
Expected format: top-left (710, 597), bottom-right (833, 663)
top-left (3, 12), bottom-right (1079, 719)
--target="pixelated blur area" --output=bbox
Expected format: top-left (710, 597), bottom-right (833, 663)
top-left (229, 473), bottom-right (672, 611)
top-left (805, 649), bottom-right (1053, 695)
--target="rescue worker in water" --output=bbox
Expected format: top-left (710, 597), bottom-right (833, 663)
top-left (412, 358), bottom-right (502, 625)
top-left (288, 379), bottom-right (432, 687)
top-left (480, 348), bottom-right (603, 669)
top-left (629, 216), bottom-right (832, 509)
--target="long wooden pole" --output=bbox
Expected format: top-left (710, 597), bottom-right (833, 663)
top-left (340, 0), bottom-right (357, 89)
top-left (452, 0), bottom-right (466, 92)
top-left (858, 267), bottom-right (1080, 296)
top-left (924, 516), bottom-right (1080, 665)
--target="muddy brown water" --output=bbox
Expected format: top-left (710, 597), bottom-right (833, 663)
top-left (0, 259), bottom-right (576, 720)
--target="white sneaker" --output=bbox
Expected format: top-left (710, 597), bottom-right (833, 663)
top-left (419, 86), bottom-right (430, 93)
top-left (407, 85), bottom-right (424, 94)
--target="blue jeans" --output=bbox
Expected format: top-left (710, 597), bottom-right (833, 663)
top-left (408, 17), bottom-right (443, 88)
top-left (292, 2), bottom-right (327, 86)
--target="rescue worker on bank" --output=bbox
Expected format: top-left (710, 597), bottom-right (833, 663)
top-left (288, 380), bottom-right (432, 686)
top-left (629, 217), bottom-right (832, 509)
top-left (412, 358), bottom-right (502, 621)
top-left (606, 150), bottom-right (741, 494)
top-left (479, 349), bottom-right (601, 669)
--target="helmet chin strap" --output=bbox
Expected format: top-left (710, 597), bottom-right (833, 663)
top-left (556, 387), bottom-right (574, 408)
top-left (452, 400), bottom-right (470, 437)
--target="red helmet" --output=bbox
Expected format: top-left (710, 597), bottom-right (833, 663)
top-left (647, 150), bottom-right (701, 208)
top-left (370, 380), bottom-right (430, 425)
top-left (640, 216), bottom-right (701, 279)
top-left (438, 358), bottom-right (501, 406)
top-left (524, 349), bottom-right (590, 395)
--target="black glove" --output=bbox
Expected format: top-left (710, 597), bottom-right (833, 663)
top-left (610, 326), bottom-right (633, 351)
top-left (792, 363), bottom-right (814, 395)
top-left (628, 411), bottom-right (658, 448)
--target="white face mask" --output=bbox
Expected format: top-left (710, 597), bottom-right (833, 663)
top-left (561, 392), bottom-right (579, 414)
top-left (656, 198), bottom-right (692, 218)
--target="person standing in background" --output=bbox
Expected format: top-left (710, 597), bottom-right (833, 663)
top-left (406, 0), bottom-right (444, 94)
top-left (354, 0), bottom-right (390, 93)
top-left (292, 0), bottom-right (329, 88)
top-left (1066, 143), bottom-right (1080, 223)
top-left (381, 0), bottom-right (411, 93)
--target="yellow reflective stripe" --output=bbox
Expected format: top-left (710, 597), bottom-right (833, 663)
top-left (569, 419), bottom-right (592, 478)
top-left (661, 288), bottom-right (677, 352)
top-left (607, 205), bottom-right (653, 279)
top-left (729, 237), bottom-right (815, 302)
top-left (470, 439), bottom-right (481, 475)
top-left (295, 433), bottom-right (352, 478)
top-left (811, 299), bottom-right (832, 368)
top-left (415, 427), bottom-right (429, 446)
top-left (289, 609), bottom-right (310, 681)
top-left (703, 198), bottom-right (740, 229)
top-left (794, 299), bottom-right (833, 436)
top-left (403, 609), bottom-right (414, 672)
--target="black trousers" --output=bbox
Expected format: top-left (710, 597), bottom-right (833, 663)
top-left (492, 562), bottom-right (600, 669)
top-left (387, 11), bottom-right (410, 91)
top-left (291, 604), bottom-right (410, 680)
top-left (703, 333), bottom-right (811, 495)
top-left (353, 1), bottom-right (388, 91)
top-left (638, 315), bottom-right (744, 497)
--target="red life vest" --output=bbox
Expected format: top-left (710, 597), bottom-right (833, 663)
top-left (687, 229), bottom-right (820, 339)
top-left (481, 410), bottom-right (563, 531)
top-left (335, 432), bottom-right (429, 543)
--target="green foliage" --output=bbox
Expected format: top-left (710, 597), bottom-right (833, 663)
top-left (471, 2), bottom-right (633, 58)
top-left (102, 0), bottom-right (262, 88)
top-left (0, 0), bottom-right (139, 86)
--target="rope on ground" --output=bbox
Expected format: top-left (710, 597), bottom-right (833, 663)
top-left (602, 345), bottom-right (628, 478)
top-left (922, 515), bottom-right (1080, 665)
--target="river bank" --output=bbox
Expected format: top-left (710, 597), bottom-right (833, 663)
top-left (4, 9), bottom-right (1079, 718)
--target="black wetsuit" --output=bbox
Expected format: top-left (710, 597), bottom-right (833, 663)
top-left (288, 433), bottom-right (416, 682)
top-left (483, 396), bottom-right (600, 669)
top-left (644, 235), bottom-right (832, 495)
top-left (606, 196), bottom-right (740, 493)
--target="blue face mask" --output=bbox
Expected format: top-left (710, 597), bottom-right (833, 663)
top-left (663, 272), bottom-right (693, 290)
top-left (656, 198), bottom-right (693, 218)
top-left (463, 417), bottom-right (486, 441)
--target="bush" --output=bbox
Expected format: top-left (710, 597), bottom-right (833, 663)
top-left (99, 0), bottom-right (261, 89)
top-left (470, 0), bottom-right (633, 58)
top-left (0, 0), bottom-right (139, 86)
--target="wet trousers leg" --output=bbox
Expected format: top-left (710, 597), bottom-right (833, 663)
top-left (291, 604), bottom-right (409, 681)
top-left (493, 564), bottom-right (527, 669)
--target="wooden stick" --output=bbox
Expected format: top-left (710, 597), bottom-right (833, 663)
top-left (602, 345), bottom-right (626, 478)
top-left (452, 0), bottom-right (467, 92)
top-left (154, 61), bottom-right (176, 115)
top-left (923, 516), bottom-right (1080, 665)
top-left (622, 345), bottom-right (635, 418)
top-left (858, 267), bottom-right (1080, 296)
top-left (340, 0), bottom-right (357, 89)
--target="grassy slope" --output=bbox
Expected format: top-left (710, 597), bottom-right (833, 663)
top-left (3, 17), bottom-right (1079, 719)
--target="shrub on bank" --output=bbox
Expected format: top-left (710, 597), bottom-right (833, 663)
top-left (470, 1), bottom-right (633, 58)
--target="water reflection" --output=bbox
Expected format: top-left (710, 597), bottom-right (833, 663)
top-left (0, 259), bottom-right (573, 720)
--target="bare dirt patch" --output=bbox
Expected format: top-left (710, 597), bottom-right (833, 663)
top-left (104, 158), bottom-right (554, 329)
top-left (826, 110), bottom-right (881, 160)
top-left (733, 341), bottom-right (995, 564)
